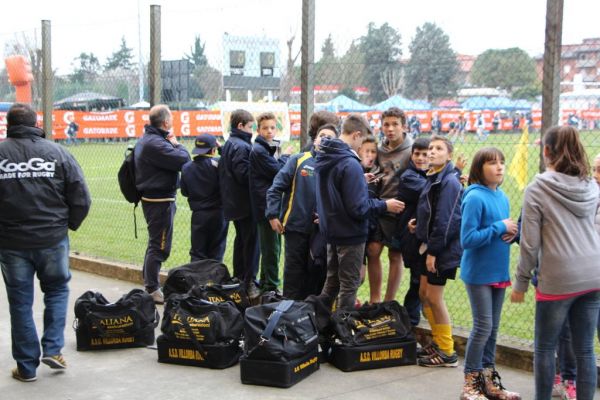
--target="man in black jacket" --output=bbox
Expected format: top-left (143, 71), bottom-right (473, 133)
top-left (135, 104), bottom-right (190, 304)
top-left (219, 109), bottom-right (260, 298)
top-left (0, 103), bottom-right (91, 382)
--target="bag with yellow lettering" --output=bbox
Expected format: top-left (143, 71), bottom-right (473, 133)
top-left (188, 278), bottom-right (251, 313)
top-left (73, 289), bottom-right (159, 351)
top-left (158, 293), bottom-right (243, 369)
top-left (328, 300), bottom-right (416, 371)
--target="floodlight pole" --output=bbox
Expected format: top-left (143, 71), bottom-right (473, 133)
top-left (42, 20), bottom-right (53, 140)
top-left (149, 5), bottom-right (161, 106)
top-left (540, 0), bottom-right (563, 172)
top-left (300, 0), bottom-right (315, 149)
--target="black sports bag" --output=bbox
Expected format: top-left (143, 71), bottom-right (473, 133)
top-left (244, 300), bottom-right (319, 362)
top-left (162, 259), bottom-right (231, 299)
top-left (188, 279), bottom-right (251, 313)
top-left (331, 300), bottom-right (413, 346)
top-left (74, 289), bottom-right (159, 351)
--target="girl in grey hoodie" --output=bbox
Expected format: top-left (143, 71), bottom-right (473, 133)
top-left (511, 126), bottom-right (600, 400)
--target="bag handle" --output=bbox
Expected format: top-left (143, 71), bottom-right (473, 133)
top-left (260, 300), bottom-right (294, 343)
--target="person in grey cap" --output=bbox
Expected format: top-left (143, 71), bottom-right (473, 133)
top-left (181, 133), bottom-right (228, 262)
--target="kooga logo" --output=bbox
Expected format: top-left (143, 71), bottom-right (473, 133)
top-left (0, 158), bottom-right (56, 173)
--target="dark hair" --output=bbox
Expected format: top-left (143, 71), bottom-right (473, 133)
top-left (543, 125), bottom-right (589, 178)
top-left (149, 104), bottom-right (171, 128)
top-left (412, 137), bottom-right (430, 152)
top-left (342, 114), bottom-right (370, 137)
top-left (361, 135), bottom-right (376, 145)
top-left (230, 109), bottom-right (254, 130)
top-left (256, 112), bottom-right (276, 128)
top-left (7, 103), bottom-right (37, 128)
top-left (316, 123), bottom-right (339, 137)
top-left (468, 147), bottom-right (506, 186)
top-left (309, 111), bottom-right (340, 140)
top-left (381, 107), bottom-right (406, 126)
top-left (430, 135), bottom-right (454, 155)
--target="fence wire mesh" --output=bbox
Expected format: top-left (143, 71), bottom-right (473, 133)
top-left (1, 1), bottom-right (599, 350)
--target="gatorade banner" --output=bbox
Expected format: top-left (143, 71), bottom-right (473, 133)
top-left (0, 108), bottom-right (598, 141)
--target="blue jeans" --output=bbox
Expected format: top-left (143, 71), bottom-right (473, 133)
top-left (464, 284), bottom-right (505, 373)
top-left (0, 237), bottom-right (71, 378)
top-left (557, 320), bottom-right (576, 381)
top-left (535, 291), bottom-right (600, 400)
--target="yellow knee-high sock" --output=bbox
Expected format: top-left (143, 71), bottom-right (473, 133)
top-left (435, 324), bottom-right (454, 355)
top-left (423, 305), bottom-right (436, 326)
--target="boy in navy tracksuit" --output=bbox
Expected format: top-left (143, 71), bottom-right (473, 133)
top-left (266, 123), bottom-right (338, 300)
top-left (397, 138), bottom-right (430, 326)
top-left (315, 114), bottom-right (404, 310)
top-left (218, 109), bottom-right (260, 298)
top-left (250, 112), bottom-right (291, 292)
top-left (180, 134), bottom-right (227, 262)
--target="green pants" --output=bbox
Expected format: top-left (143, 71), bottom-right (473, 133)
top-left (257, 218), bottom-right (281, 291)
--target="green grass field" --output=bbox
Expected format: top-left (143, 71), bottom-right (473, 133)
top-left (67, 131), bottom-right (600, 347)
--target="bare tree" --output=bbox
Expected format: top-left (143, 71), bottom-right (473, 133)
top-left (279, 34), bottom-right (301, 103)
top-left (380, 66), bottom-right (403, 98)
top-left (4, 31), bottom-right (44, 107)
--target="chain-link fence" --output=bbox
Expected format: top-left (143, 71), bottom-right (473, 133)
top-left (1, 1), bottom-right (599, 350)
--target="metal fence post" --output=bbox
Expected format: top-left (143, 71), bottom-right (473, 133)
top-left (41, 20), bottom-right (53, 140)
top-left (300, 0), bottom-right (315, 149)
top-left (149, 5), bottom-right (161, 106)
top-left (540, 0), bottom-right (563, 171)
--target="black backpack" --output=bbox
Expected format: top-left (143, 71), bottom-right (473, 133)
top-left (117, 144), bottom-right (141, 237)
top-left (162, 259), bottom-right (231, 300)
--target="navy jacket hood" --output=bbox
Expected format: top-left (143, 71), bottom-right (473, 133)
top-left (315, 138), bottom-right (386, 245)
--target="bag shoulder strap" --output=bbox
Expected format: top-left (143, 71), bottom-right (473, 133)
top-left (260, 300), bottom-right (294, 342)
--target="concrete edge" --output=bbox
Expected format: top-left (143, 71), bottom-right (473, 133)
top-left (69, 253), bottom-right (534, 372)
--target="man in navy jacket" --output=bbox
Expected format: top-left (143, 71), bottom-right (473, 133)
top-left (315, 114), bottom-right (404, 310)
top-left (135, 104), bottom-right (190, 303)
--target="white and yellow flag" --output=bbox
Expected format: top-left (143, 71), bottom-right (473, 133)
top-left (508, 124), bottom-right (529, 191)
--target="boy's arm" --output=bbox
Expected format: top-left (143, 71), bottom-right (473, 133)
top-left (397, 172), bottom-right (426, 204)
top-left (427, 179), bottom-right (462, 256)
top-left (460, 194), bottom-right (507, 249)
top-left (252, 146), bottom-right (286, 180)
top-left (265, 155), bottom-right (297, 220)
top-left (231, 143), bottom-right (251, 185)
top-left (341, 162), bottom-right (386, 220)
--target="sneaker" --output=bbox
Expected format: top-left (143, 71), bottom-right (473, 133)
top-left (561, 380), bottom-right (576, 400)
top-left (41, 354), bottom-right (67, 370)
top-left (416, 342), bottom-right (439, 359)
top-left (149, 288), bottom-right (164, 305)
top-left (481, 368), bottom-right (521, 399)
top-left (552, 375), bottom-right (563, 397)
top-left (417, 347), bottom-right (458, 367)
top-left (11, 368), bottom-right (36, 382)
top-left (460, 372), bottom-right (488, 400)
top-left (246, 282), bottom-right (261, 300)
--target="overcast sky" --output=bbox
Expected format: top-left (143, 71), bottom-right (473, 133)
top-left (0, 0), bottom-right (597, 75)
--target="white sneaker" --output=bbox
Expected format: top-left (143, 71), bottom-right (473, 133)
top-left (149, 288), bottom-right (164, 304)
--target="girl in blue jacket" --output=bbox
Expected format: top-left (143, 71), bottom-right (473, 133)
top-left (459, 147), bottom-right (520, 400)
